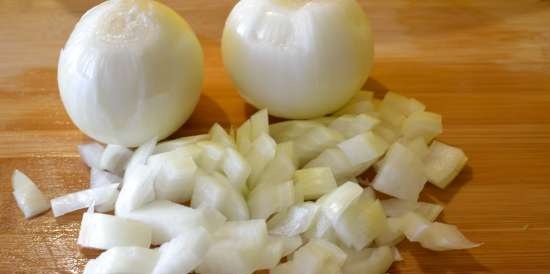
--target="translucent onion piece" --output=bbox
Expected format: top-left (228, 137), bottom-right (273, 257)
top-left (78, 212), bottom-right (152, 250)
top-left (248, 180), bottom-right (295, 219)
top-left (399, 212), bottom-right (431, 241)
top-left (372, 123), bottom-right (400, 144)
top-left (83, 246), bottom-right (159, 274)
top-left (273, 235), bottom-right (303, 257)
top-left (305, 148), bottom-right (356, 182)
top-left (196, 141), bottom-right (226, 173)
top-left (392, 247), bottom-right (403, 261)
top-left (152, 227), bottom-right (211, 274)
top-left (222, 0), bottom-right (374, 119)
top-left (154, 134), bottom-right (209, 154)
top-left (334, 100), bottom-right (376, 116)
top-left (90, 168), bottom-right (122, 189)
top-left (250, 109), bottom-right (270, 141)
top-left (11, 170), bottom-right (50, 219)
top-left (294, 167), bottom-right (337, 201)
top-left (371, 143), bottom-right (427, 201)
top-left (124, 200), bottom-right (226, 245)
top-left (150, 144), bottom-right (203, 164)
top-left (382, 92), bottom-right (425, 116)
top-left (191, 173), bottom-right (249, 221)
top-left (58, 0), bottom-right (203, 147)
top-left (293, 127), bottom-right (345, 166)
top-left (115, 164), bottom-right (159, 216)
top-left (221, 147), bottom-right (251, 194)
top-left (337, 131), bottom-right (388, 166)
top-left (333, 198), bottom-right (387, 250)
top-left (51, 183), bottom-right (120, 217)
top-left (292, 239), bottom-right (347, 274)
top-left (209, 123), bottom-right (236, 148)
top-left (374, 217), bottom-right (405, 246)
top-left (381, 198), bottom-right (443, 221)
top-left (149, 152), bottom-right (197, 203)
top-left (310, 116), bottom-right (337, 126)
top-left (78, 143), bottom-right (104, 169)
top-left (415, 222), bottom-right (481, 251)
top-left (268, 202), bottom-right (319, 236)
top-left (270, 262), bottom-right (297, 274)
top-left (401, 111), bottom-right (443, 142)
top-left (255, 142), bottom-right (296, 187)
top-left (424, 140), bottom-right (468, 188)
top-left (401, 136), bottom-right (430, 159)
top-left (333, 91), bottom-right (375, 115)
top-left (245, 133), bottom-right (277, 188)
top-left (100, 144), bottom-right (132, 176)
top-left (125, 137), bottom-right (157, 177)
top-left (236, 120), bottom-right (252, 154)
top-left (319, 181), bottom-right (363, 224)
top-left (329, 114), bottom-right (380, 139)
top-left (270, 120), bottom-right (324, 143)
top-left (341, 246), bottom-right (393, 274)
top-left (256, 237), bottom-right (285, 270)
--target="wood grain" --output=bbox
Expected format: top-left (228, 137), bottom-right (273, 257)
top-left (1, 0), bottom-right (550, 273)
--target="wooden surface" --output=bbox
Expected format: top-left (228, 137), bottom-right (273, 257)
top-left (1, 0), bottom-right (550, 273)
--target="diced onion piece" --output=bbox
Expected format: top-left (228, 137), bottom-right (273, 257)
top-left (329, 114), bottom-right (380, 138)
top-left (197, 220), bottom-right (268, 274)
top-left (83, 246), bottom-right (159, 274)
top-left (191, 173), bottom-right (249, 221)
top-left (248, 180), bottom-right (295, 219)
top-left (401, 111), bottom-right (442, 142)
top-left (270, 262), bottom-right (297, 274)
top-left (415, 222), bottom-right (480, 251)
top-left (270, 120), bottom-right (324, 143)
top-left (401, 136), bottom-right (430, 159)
top-left (149, 152), bottom-right (197, 203)
top-left (236, 120), bottom-right (252, 154)
top-left (152, 227), bottom-right (211, 274)
top-left (399, 212), bottom-right (431, 241)
top-left (196, 141), bottom-right (226, 173)
top-left (250, 109), bottom-right (270, 140)
top-left (334, 198), bottom-right (387, 250)
top-left (100, 144), bottom-right (132, 176)
top-left (294, 167), bottom-right (337, 200)
top-left (381, 198), bottom-right (443, 221)
top-left (305, 148), bottom-right (356, 182)
top-left (333, 91), bottom-right (375, 116)
top-left (51, 183), bottom-right (120, 217)
top-left (154, 134), bottom-right (209, 154)
top-left (256, 237), bottom-right (285, 270)
top-left (424, 140), bottom-right (468, 188)
top-left (372, 123), bottom-right (400, 144)
top-left (255, 142), bottom-right (296, 187)
top-left (291, 239), bottom-right (347, 274)
top-left (337, 131), bottom-right (388, 166)
top-left (245, 133), bottom-right (277, 188)
top-left (371, 143), bottom-right (427, 201)
top-left (293, 127), bottom-right (344, 166)
top-left (272, 235), bottom-right (303, 257)
top-left (150, 144), bottom-right (203, 164)
top-left (268, 202), bottom-right (319, 236)
top-left (209, 123), bottom-right (236, 148)
top-left (384, 92), bottom-right (425, 116)
top-left (374, 217), bottom-right (405, 246)
top-left (124, 200), bottom-right (225, 245)
top-left (78, 143), bottom-right (104, 169)
top-left (125, 137), bottom-right (157, 176)
top-left (319, 181), bottom-right (363, 224)
top-left (90, 168), bottom-right (122, 189)
top-left (392, 247), bottom-right (403, 261)
top-left (12, 170), bottom-right (50, 219)
top-left (78, 212), bottom-right (152, 250)
top-left (221, 147), bottom-right (251, 194)
top-left (115, 164), bottom-right (159, 216)
top-left (94, 189), bottom-right (119, 213)
top-left (341, 246), bottom-right (394, 274)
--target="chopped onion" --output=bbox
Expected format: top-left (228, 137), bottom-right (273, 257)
top-left (125, 137), bottom-right (157, 176)
top-left (273, 235), bottom-right (303, 257)
top-left (288, 239), bottom-right (347, 274)
top-left (83, 246), bottom-right (159, 274)
top-left (401, 111), bottom-right (442, 142)
top-left (270, 120), bottom-right (324, 143)
top-left (221, 147), bottom-right (251, 194)
top-left (124, 200), bottom-right (226, 245)
top-left (268, 202), bottom-right (319, 237)
top-left (154, 134), bottom-right (209, 154)
top-left (99, 144), bottom-right (132, 176)
top-left (256, 237), bottom-right (285, 270)
top-left (209, 123), bottom-right (236, 148)
top-left (372, 123), bottom-right (400, 144)
top-left (305, 148), bottom-right (356, 182)
top-left (329, 114), bottom-right (380, 139)
top-left (78, 143), bottom-right (104, 169)
top-left (294, 167), bottom-right (338, 201)
top-left (381, 198), bottom-right (443, 222)
top-left (374, 217), bottom-right (405, 246)
top-left (341, 246), bottom-right (394, 274)
top-left (51, 183), bottom-right (120, 217)
top-left (319, 181), bottom-right (363, 224)
top-left (78, 212), bottom-right (152, 250)
top-left (150, 144), bottom-right (203, 164)
top-left (250, 109), bottom-right (270, 140)
top-left (333, 91), bottom-right (375, 116)
top-left (191, 173), bottom-right (249, 221)
top-left (255, 142), bottom-right (296, 187)
top-left (337, 131), bottom-right (388, 166)
top-left (415, 222), bottom-right (481, 251)
top-left (371, 143), bottom-right (427, 201)
top-left (236, 120), bottom-right (252, 154)
top-left (115, 164), bottom-right (159, 216)
top-left (293, 127), bottom-right (344, 166)
top-left (245, 133), bottom-right (277, 188)
top-left (90, 168), bottom-right (122, 189)
top-left (248, 180), bottom-right (295, 219)
top-left (11, 170), bottom-right (50, 219)
top-left (196, 141), bottom-right (226, 173)
top-left (424, 140), bottom-right (468, 188)
top-left (152, 227), bottom-right (211, 274)
top-left (149, 152), bottom-right (197, 203)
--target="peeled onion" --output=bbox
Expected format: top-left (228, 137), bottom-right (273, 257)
top-left (222, 0), bottom-right (374, 119)
top-left (58, 0), bottom-right (203, 147)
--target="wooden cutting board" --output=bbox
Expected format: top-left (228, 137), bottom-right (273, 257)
top-left (1, 1), bottom-right (549, 273)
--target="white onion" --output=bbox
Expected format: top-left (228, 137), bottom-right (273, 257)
top-left (196, 141), bottom-right (226, 173)
top-left (333, 91), bottom-right (375, 116)
top-left (254, 142), bottom-right (297, 187)
top-left (270, 120), bottom-right (324, 143)
top-left (58, 0), bottom-right (203, 147)
top-left (329, 114), bottom-right (380, 139)
top-left (294, 167), bottom-right (338, 201)
top-left (11, 170), bottom-right (50, 219)
top-left (154, 134), bottom-right (209, 154)
top-left (424, 140), bottom-right (468, 188)
top-left (282, 239), bottom-right (347, 274)
top-left (221, 147), bottom-right (251, 194)
top-left (236, 109), bottom-right (270, 154)
top-left (100, 144), bottom-right (133, 175)
top-left (293, 127), bottom-right (344, 166)
top-left (209, 123), bottom-right (236, 148)
top-left (305, 148), bottom-right (356, 182)
top-left (78, 212), bottom-right (152, 250)
top-left (152, 227), bottom-right (211, 274)
top-left (83, 246), bottom-right (159, 274)
top-left (248, 180), bottom-right (295, 219)
top-left (51, 183), bottom-right (120, 217)
top-left (125, 137), bottom-right (157, 176)
top-left (337, 131), bottom-right (388, 166)
top-left (401, 111), bottom-right (443, 143)
top-left (319, 181), bottom-right (363, 223)
top-left (222, 0), bottom-right (373, 119)
top-left (341, 246), bottom-right (394, 274)
top-left (268, 202), bottom-right (319, 237)
top-left (374, 217), bottom-right (405, 246)
top-left (78, 143), bottom-right (104, 169)
top-left (274, 235), bottom-right (303, 257)
top-left (148, 152), bottom-right (197, 203)
top-left (245, 133), bottom-right (277, 188)
top-left (90, 168), bottom-right (122, 189)
top-left (381, 198), bottom-right (443, 221)
top-left (115, 164), bottom-right (158, 216)
top-left (191, 173), bottom-right (249, 221)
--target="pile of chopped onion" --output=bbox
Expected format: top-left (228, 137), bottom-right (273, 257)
top-left (12, 91), bottom-right (478, 274)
